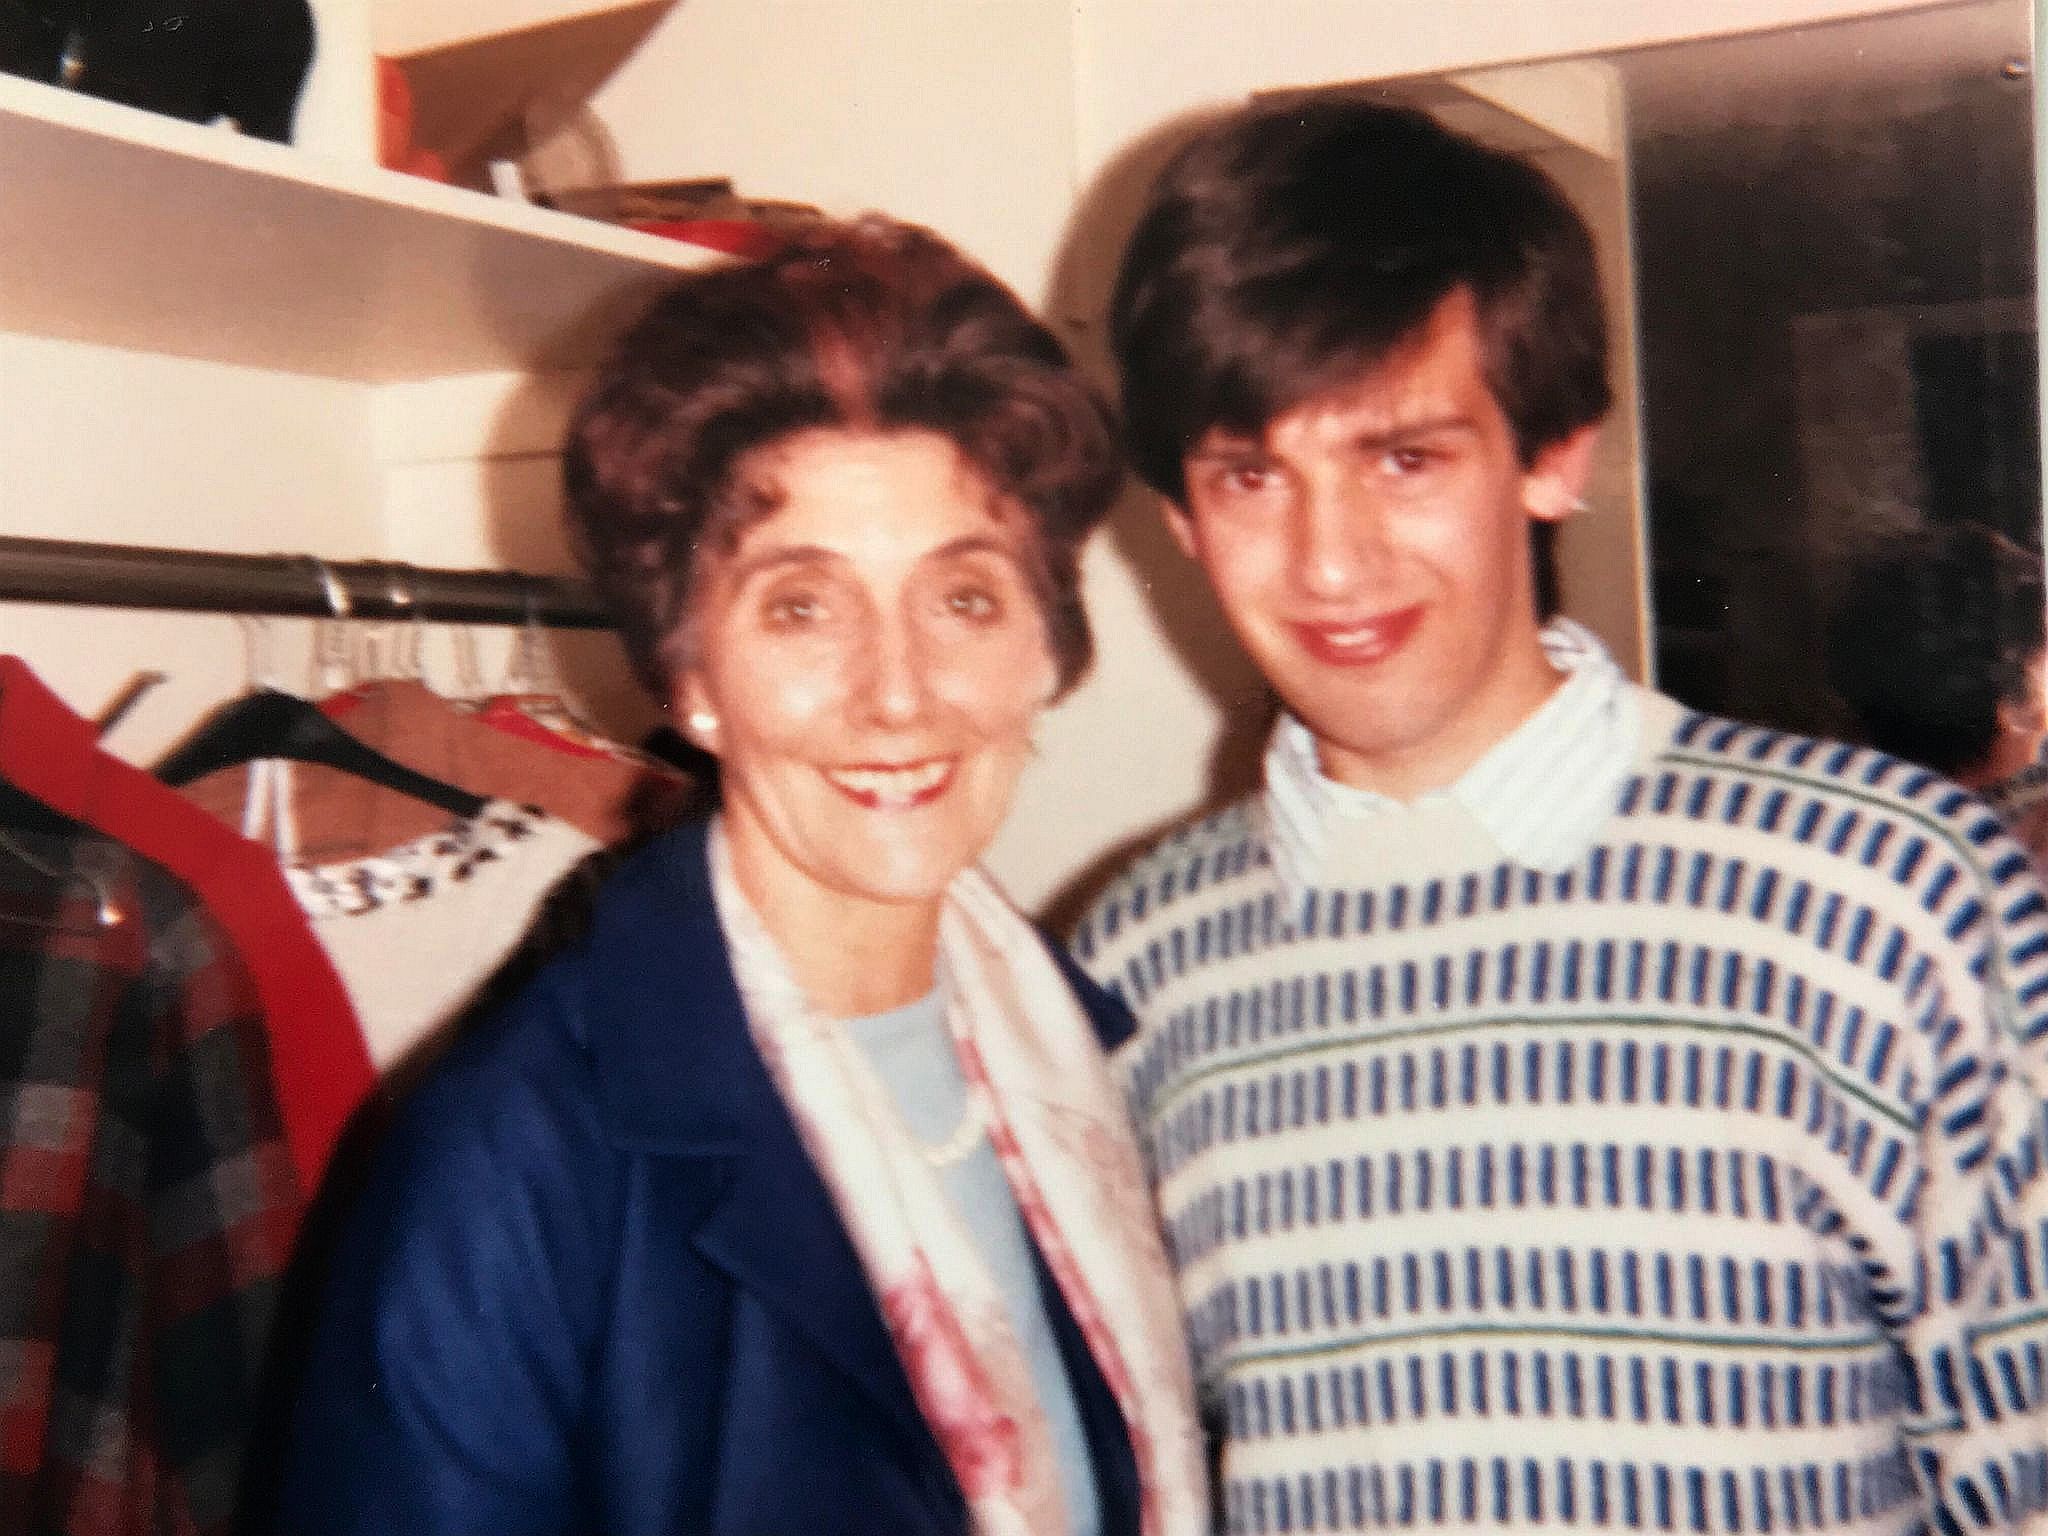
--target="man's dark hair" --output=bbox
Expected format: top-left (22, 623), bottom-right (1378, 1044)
top-left (565, 215), bottom-right (1122, 701)
top-left (1109, 96), bottom-right (1612, 614)
top-left (1826, 522), bottom-right (2045, 777)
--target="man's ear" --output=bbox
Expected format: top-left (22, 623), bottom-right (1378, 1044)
top-left (1162, 497), bottom-right (1200, 559)
top-left (1521, 423), bottom-right (1601, 523)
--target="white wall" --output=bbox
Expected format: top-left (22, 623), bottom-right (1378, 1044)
top-left (592, 0), bottom-right (1079, 299)
top-left (0, 333), bottom-right (380, 759)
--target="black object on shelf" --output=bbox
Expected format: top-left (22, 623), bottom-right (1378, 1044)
top-left (0, 0), bottom-right (315, 143)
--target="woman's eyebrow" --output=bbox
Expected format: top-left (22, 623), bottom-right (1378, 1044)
top-left (724, 544), bottom-right (840, 585)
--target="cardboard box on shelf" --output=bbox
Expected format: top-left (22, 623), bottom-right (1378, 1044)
top-left (378, 0), bottom-right (674, 190)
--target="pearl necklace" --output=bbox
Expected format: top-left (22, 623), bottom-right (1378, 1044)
top-left (916, 1083), bottom-right (989, 1169)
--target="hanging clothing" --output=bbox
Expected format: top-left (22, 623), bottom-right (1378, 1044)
top-left (326, 679), bottom-right (694, 845)
top-left (0, 788), bottom-right (301, 1535)
top-left (283, 800), bottom-right (601, 1069)
top-left (180, 680), bottom-right (693, 856)
top-left (0, 657), bottom-right (368, 1189)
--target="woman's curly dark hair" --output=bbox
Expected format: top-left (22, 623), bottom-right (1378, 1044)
top-left (1826, 521), bottom-right (2045, 777)
top-left (564, 215), bottom-right (1123, 700)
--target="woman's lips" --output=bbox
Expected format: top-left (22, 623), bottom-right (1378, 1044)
top-left (1289, 604), bottom-right (1425, 666)
top-left (822, 758), bottom-right (956, 809)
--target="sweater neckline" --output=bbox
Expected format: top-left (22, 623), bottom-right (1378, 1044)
top-left (282, 799), bottom-right (549, 918)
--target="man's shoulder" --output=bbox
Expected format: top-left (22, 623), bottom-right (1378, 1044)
top-left (1069, 796), bottom-right (1272, 976)
top-left (1645, 700), bottom-right (2003, 834)
top-left (1634, 696), bottom-right (2035, 907)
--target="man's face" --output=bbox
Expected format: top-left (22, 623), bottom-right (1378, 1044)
top-left (1171, 288), bottom-right (1596, 799)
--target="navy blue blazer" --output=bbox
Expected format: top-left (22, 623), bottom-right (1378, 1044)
top-left (277, 819), bottom-right (1143, 1535)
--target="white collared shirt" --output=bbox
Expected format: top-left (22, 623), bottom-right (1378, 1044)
top-left (1261, 617), bottom-right (1642, 901)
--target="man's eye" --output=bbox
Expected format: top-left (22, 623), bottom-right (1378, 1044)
top-left (1384, 445), bottom-right (1437, 475)
top-left (762, 591), bottom-right (823, 627)
top-left (1208, 463), bottom-right (1274, 497)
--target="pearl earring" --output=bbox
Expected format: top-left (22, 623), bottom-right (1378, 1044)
top-left (686, 709), bottom-right (718, 737)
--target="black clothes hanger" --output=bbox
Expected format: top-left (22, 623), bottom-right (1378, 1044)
top-left (155, 688), bottom-right (487, 820)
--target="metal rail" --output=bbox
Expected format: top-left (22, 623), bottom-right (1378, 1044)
top-left (0, 535), bottom-right (611, 628)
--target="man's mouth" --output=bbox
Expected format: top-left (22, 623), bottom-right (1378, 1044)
top-left (823, 758), bottom-right (956, 808)
top-left (1289, 604), bottom-right (1424, 666)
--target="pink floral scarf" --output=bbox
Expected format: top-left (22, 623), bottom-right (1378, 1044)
top-left (709, 825), bottom-right (1207, 1535)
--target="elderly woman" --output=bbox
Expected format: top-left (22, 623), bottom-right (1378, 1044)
top-left (277, 220), bottom-right (1205, 1535)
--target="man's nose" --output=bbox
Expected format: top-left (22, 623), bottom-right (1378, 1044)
top-left (1292, 478), bottom-right (1386, 601)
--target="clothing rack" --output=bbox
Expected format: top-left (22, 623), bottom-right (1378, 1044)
top-left (0, 535), bottom-right (611, 628)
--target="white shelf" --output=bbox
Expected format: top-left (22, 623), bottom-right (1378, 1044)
top-left (0, 73), bottom-right (720, 382)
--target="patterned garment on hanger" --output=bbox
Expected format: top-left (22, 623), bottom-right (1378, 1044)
top-left (282, 800), bottom-right (602, 1070)
top-left (0, 803), bottom-right (301, 1536)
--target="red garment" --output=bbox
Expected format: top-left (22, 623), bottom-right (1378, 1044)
top-left (0, 659), bottom-right (371, 1189)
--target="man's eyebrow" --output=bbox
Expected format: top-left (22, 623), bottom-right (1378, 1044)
top-left (1348, 410), bottom-right (1481, 446)
top-left (1186, 437), bottom-right (1267, 461)
top-left (927, 533), bottom-right (1022, 563)
top-left (1190, 410), bottom-right (1483, 460)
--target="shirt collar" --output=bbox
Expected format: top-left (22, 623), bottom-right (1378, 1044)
top-left (1261, 618), bottom-right (1642, 900)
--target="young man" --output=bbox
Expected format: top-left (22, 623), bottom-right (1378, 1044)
top-left (1074, 97), bottom-right (2048, 1535)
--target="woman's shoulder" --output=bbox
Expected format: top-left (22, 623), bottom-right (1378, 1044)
top-left (373, 819), bottom-right (729, 1186)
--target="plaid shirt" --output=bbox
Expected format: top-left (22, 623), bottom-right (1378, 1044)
top-left (0, 795), bottom-right (302, 1535)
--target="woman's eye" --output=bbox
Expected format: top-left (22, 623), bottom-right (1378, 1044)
top-left (944, 586), bottom-right (1001, 622)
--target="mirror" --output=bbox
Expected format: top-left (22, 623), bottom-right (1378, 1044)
top-left (1452, 1), bottom-right (2036, 754)
top-left (1618, 0), bottom-right (2037, 742)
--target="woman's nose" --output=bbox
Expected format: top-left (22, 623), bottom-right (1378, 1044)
top-left (856, 616), bottom-right (934, 726)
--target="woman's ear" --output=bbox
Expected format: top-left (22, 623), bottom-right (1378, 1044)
top-left (1999, 679), bottom-right (2048, 740)
top-left (673, 672), bottom-right (721, 751)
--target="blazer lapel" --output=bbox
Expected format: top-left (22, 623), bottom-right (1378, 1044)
top-left (579, 820), bottom-right (939, 1462)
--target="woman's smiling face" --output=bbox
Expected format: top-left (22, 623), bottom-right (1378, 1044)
top-left (676, 427), bottom-right (1057, 925)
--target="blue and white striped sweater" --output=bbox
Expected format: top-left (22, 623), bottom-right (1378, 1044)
top-left (1074, 695), bottom-right (2048, 1535)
